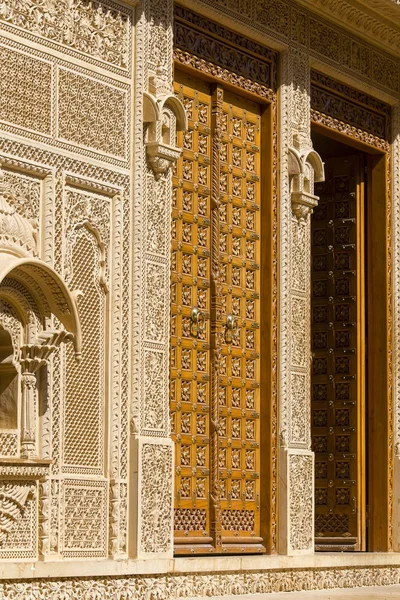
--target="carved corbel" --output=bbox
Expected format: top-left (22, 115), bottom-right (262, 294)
top-left (144, 92), bottom-right (187, 180)
top-left (289, 145), bottom-right (325, 222)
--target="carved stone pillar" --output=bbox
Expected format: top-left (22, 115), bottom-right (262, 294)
top-left (130, 0), bottom-right (185, 559)
top-left (279, 47), bottom-right (324, 555)
top-left (20, 371), bottom-right (38, 458)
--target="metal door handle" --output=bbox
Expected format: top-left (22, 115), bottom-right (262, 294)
top-left (225, 313), bottom-right (237, 344)
top-left (190, 307), bottom-right (205, 338)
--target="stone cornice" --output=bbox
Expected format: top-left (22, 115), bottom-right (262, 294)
top-left (296, 0), bottom-right (400, 58)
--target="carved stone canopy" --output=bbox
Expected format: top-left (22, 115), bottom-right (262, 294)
top-left (144, 92), bottom-right (187, 179)
top-left (289, 145), bottom-right (325, 222)
top-left (0, 167), bottom-right (81, 359)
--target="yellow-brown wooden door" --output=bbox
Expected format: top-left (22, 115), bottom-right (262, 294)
top-left (170, 70), bottom-right (264, 553)
top-left (311, 155), bottom-right (366, 551)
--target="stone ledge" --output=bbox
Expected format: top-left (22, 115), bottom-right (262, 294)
top-left (2, 553), bottom-right (400, 580)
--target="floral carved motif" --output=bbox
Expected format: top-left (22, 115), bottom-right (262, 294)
top-left (0, 0), bottom-right (131, 69)
top-left (0, 480), bottom-right (37, 559)
top-left (4, 566), bottom-right (400, 597)
top-left (140, 443), bottom-right (173, 554)
top-left (289, 453), bottom-right (313, 551)
top-left (174, 6), bottom-right (277, 93)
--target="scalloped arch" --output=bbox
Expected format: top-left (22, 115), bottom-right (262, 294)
top-left (0, 256), bottom-right (81, 358)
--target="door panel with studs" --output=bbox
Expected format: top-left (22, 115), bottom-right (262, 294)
top-left (170, 74), bottom-right (212, 550)
top-left (311, 156), bottom-right (365, 551)
top-left (171, 71), bottom-right (264, 553)
top-left (218, 91), bottom-right (261, 548)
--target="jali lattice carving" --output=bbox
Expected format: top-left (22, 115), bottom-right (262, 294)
top-left (62, 480), bottom-right (107, 558)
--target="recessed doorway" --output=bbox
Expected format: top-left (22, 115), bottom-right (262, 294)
top-left (311, 127), bottom-right (390, 552)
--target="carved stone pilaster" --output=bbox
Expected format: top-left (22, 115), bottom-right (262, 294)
top-left (279, 46), bottom-right (324, 555)
top-left (130, 0), bottom-right (183, 559)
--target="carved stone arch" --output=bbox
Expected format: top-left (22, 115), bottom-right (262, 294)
top-left (144, 91), bottom-right (186, 179)
top-left (159, 94), bottom-right (187, 132)
top-left (67, 220), bottom-right (109, 294)
top-left (0, 284), bottom-right (41, 345)
top-left (0, 298), bottom-right (23, 368)
top-left (0, 256), bottom-right (81, 358)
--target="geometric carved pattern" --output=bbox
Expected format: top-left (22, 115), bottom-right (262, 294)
top-left (0, 432), bottom-right (18, 457)
top-left (63, 228), bottom-right (106, 474)
top-left (312, 156), bottom-right (363, 550)
top-left (62, 480), bottom-right (107, 558)
top-left (0, 46), bottom-right (52, 135)
top-left (58, 69), bottom-right (127, 159)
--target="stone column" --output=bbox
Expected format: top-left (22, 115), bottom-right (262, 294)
top-left (278, 46), bottom-right (324, 555)
top-left (130, 0), bottom-right (185, 559)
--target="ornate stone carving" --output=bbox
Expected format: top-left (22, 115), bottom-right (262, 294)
top-left (289, 453), bottom-right (314, 552)
top-left (0, 0), bottom-right (131, 69)
top-left (0, 38), bottom-right (130, 168)
top-left (58, 69), bottom-right (128, 159)
top-left (0, 46), bottom-right (52, 136)
top-left (62, 480), bottom-right (107, 558)
top-left (0, 480), bottom-right (37, 559)
top-left (174, 6), bottom-right (277, 91)
top-left (144, 94), bottom-right (186, 179)
top-left (140, 443), bottom-right (173, 555)
top-left (3, 564), bottom-right (400, 597)
top-left (196, 0), bottom-right (400, 94)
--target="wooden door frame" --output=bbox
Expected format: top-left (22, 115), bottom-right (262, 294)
top-left (311, 121), bottom-right (392, 551)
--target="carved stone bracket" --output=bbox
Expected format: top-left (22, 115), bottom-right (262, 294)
top-left (144, 92), bottom-right (187, 179)
top-left (146, 142), bottom-right (182, 180)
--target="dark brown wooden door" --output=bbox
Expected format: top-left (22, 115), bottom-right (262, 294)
top-left (311, 155), bottom-right (366, 551)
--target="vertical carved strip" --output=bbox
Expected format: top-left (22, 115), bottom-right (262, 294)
top-left (39, 479), bottom-right (50, 558)
top-left (210, 85), bottom-right (223, 550)
top-left (279, 45), bottom-right (316, 555)
top-left (392, 103), bottom-right (400, 551)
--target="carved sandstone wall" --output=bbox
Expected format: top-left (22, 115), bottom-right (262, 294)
top-left (0, 0), bottom-right (399, 598)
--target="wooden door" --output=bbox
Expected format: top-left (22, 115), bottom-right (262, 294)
top-left (170, 70), bottom-right (264, 554)
top-left (311, 156), bottom-right (366, 551)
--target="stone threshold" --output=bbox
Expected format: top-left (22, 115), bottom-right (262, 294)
top-left (2, 552), bottom-right (400, 580)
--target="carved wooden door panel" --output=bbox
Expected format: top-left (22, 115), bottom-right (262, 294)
top-left (171, 71), bottom-right (263, 553)
top-left (311, 155), bottom-right (365, 551)
top-left (217, 91), bottom-right (262, 550)
top-left (170, 74), bottom-right (212, 551)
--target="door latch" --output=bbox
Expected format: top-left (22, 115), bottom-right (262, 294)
top-left (225, 313), bottom-right (237, 344)
top-left (190, 307), bottom-right (205, 338)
